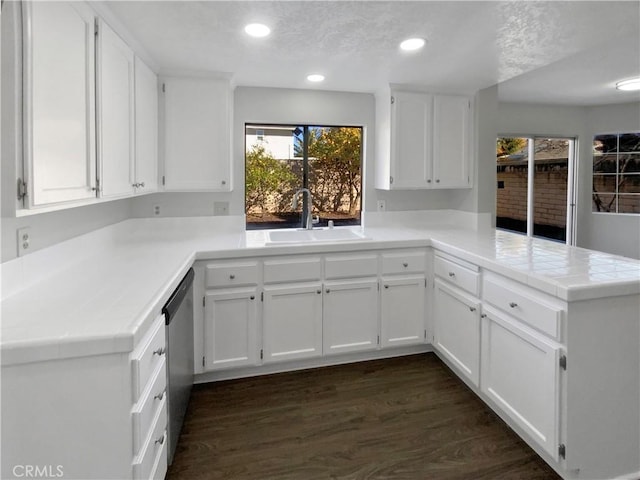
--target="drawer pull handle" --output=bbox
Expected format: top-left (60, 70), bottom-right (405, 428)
top-left (469, 307), bottom-right (476, 312)
top-left (384, 285), bottom-right (389, 289)
top-left (317, 290), bottom-right (322, 294)
top-left (153, 347), bottom-right (166, 356)
top-left (448, 272), bottom-right (455, 277)
top-left (509, 302), bottom-right (518, 308)
top-left (326, 289), bottom-right (331, 294)
top-left (403, 262), bottom-right (408, 267)
top-left (250, 295), bottom-right (255, 300)
top-left (154, 390), bottom-right (165, 401)
top-left (155, 435), bottom-right (165, 445)
top-left (229, 274), bottom-right (235, 280)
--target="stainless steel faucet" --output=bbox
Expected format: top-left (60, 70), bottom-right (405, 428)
top-left (292, 188), bottom-right (316, 229)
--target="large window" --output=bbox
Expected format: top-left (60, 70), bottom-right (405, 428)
top-left (592, 133), bottom-right (640, 214)
top-left (245, 124), bottom-right (363, 229)
top-left (496, 136), bottom-right (576, 244)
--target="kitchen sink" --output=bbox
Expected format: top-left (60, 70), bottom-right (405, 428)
top-left (265, 228), bottom-right (371, 245)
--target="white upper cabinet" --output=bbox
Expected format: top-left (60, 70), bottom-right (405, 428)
top-left (162, 77), bottom-right (232, 191)
top-left (376, 89), bottom-right (473, 190)
top-left (134, 57), bottom-right (159, 194)
top-left (23, 1), bottom-right (97, 206)
top-left (97, 19), bottom-right (135, 198)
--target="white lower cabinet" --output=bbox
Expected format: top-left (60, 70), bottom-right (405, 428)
top-left (263, 283), bottom-right (323, 363)
top-left (203, 288), bottom-right (259, 370)
top-left (380, 275), bottom-right (426, 347)
top-left (323, 279), bottom-right (379, 355)
top-left (433, 279), bottom-right (480, 386)
top-left (481, 305), bottom-right (561, 461)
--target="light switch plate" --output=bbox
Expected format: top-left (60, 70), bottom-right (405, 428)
top-left (17, 227), bottom-right (31, 257)
top-left (214, 201), bottom-right (229, 216)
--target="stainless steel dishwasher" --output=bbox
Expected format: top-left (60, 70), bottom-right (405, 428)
top-left (162, 267), bottom-right (195, 465)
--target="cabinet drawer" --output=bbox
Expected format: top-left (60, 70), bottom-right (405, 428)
top-left (434, 254), bottom-right (479, 296)
top-left (325, 254), bottom-right (378, 280)
top-left (132, 358), bottom-right (167, 456)
top-left (132, 316), bottom-right (166, 403)
top-left (381, 250), bottom-right (426, 275)
top-left (483, 274), bottom-right (564, 341)
top-left (133, 398), bottom-right (167, 480)
top-left (205, 261), bottom-right (259, 288)
top-left (264, 257), bottom-right (322, 283)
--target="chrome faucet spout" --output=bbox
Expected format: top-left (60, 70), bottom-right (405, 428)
top-left (292, 188), bottom-right (314, 229)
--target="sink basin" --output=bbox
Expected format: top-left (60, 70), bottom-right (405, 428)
top-left (265, 228), bottom-right (370, 245)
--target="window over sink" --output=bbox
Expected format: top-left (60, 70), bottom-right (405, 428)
top-left (245, 124), bottom-right (363, 230)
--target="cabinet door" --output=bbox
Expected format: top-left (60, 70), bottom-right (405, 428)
top-left (203, 288), bottom-right (258, 370)
top-left (97, 19), bottom-right (135, 198)
top-left (263, 283), bottom-right (323, 363)
top-left (432, 95), bottom-right (472, 188)
top-left (433, 279), bottom-right (480, 386)
top-left (481, 307), bottom-right (561, 460)
top-left (163, 77), bottom-right (231, 191)
top-left (134, 56), bottom-right (158, 194)
top-left (390, 92), bottom-right (433, 188)
top-left (380, 275), bottom-right (426, 347)
top-left (323, 279), bottom-right (379, 355)
top-left (24, 1), bottom-right (97, 206)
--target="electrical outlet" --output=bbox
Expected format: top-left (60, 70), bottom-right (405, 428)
top-left (17, 227), bottom-right (31, 257)
top-left (153, 205), bottom-right (161, 216)
top-left (377, 200), bottom-right (386, 212)
top-left (214, 201), bottom-right (229, 216)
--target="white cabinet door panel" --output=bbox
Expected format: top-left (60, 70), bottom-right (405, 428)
top-left (25, 1), bottom-right (97, 205)
top-left (433, 279), bottom-right (480, 386)
top-left (163, 77), bottom-right (231, 191)
top-left (432, 95), bottom-right (472, 188)
top-left (97, 19), bottom-right (134, 198)
top-left (390, 92), bottom-right (432, 188)
top-left (204, 288), bottom-right (258, 370)
top-left (481, 306), bottom-right (561, 460)
top-left (380, 275), bottom-right (426, 347)
top-left (323, 279), bottom-right (379, 355)
top-left (263, 283), bottom-right (323, 363)
top-left (134, 56), bottom-right (158, 194)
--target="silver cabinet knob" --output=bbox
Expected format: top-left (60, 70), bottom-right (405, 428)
top-left (402, 262), bottom-right (408, 268)
top-left (221, 180), bottom-right (227, 185)
top-left (153, 347), bottom-right (166, 356)
top-left (250, 295), bottom-right (255, 300)
top-left (509, 302), bottom-right (518, 308)
top-left (155, 435), bottom-right (165, 445)
top-left (229, 274), bottom-right (235, 280)
top-left (154, 390), bottom-right (165, 401)
top-left (139, 182), bottom-right (145, 188)
top-left (317, 290), bottom-right (321, 294)
top-left (427, 179), bottom-right (432, 183)
top-left (448, 272), bottom-right (455, 277)
top-left (384, 285), bottom-right (389, 289)
top-left (469, 307), bottom-right (476, 312)
top-left (436, 179), bottom-right (440, 183)
top-left (326, 289), bottom-right (331, 294)
top-left (481, 314), bottom-right (487, 318)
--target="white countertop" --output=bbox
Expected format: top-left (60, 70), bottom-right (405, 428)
top-left (2, 214), bottom-right (639, 367)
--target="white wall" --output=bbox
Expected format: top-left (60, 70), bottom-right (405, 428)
top-left (581, 102), bottom-right (640, 258)
top-left (497, 101), bottom-right (640, 259)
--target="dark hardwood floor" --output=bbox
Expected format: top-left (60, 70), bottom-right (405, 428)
top-left (168, 353), bottom-right (561, 479)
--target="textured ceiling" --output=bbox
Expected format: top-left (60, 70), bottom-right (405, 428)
top-left (104, 1), bottom-right (640, 105)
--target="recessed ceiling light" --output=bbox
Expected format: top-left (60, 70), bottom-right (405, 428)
top-left (400, 37), bottom-right (425, 51)
top-left (616, 77), bottom-right (640, 91)
top-left (244, 23), bottom-right (271, 38)
top-left (307, 74), bottom-right (325, 82)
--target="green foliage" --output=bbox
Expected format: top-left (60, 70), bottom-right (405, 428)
top-left (307, 127), bottom-right (362, 214)
top-left (497, 138), bottom-right (527, 157)
top-left (245, 145), bottom-right (296, 215)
